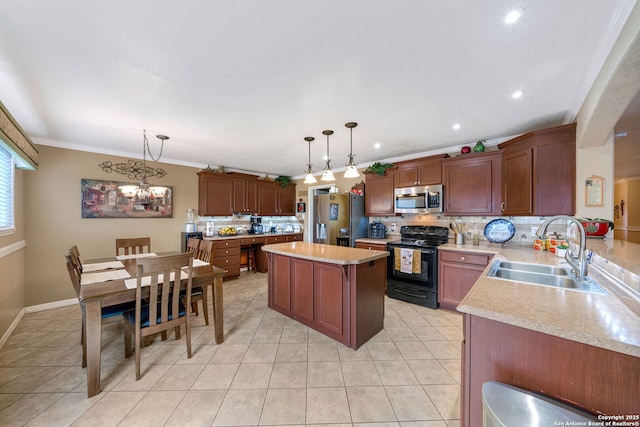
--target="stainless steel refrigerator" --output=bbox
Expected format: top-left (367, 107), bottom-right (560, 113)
top-left (313, 193), bottom-right (368, 247)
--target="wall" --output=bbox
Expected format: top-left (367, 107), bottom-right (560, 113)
top-left (22, 145), bottom-right (201, 306)
top-left (0, 167), bottom-right (25, 340)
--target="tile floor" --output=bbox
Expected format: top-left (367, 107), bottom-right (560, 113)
top-left (0, 272), bottom-right (462, 427)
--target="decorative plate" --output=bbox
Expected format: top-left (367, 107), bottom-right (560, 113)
top-left (483, 219), bottom-right (516, 243)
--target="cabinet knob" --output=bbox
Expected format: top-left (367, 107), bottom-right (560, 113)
top-left (460, 256), bottom-right (466, 261)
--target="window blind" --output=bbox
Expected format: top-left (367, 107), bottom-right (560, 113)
top-left (0, 145), bottom-right (14, 230)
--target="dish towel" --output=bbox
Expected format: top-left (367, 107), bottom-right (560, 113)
top-left (394, 248), bottom-right (422, 274)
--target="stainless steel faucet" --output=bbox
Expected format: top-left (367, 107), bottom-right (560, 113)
top-left (536, 215), bottom-right (589, 280)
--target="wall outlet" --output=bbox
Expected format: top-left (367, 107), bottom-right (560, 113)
top-left (391, 223), bottom-right (397, 232)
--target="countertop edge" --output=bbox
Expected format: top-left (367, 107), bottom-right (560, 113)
top-left (262, 242), bottom-right (389, 265)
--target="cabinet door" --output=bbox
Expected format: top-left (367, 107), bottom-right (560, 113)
top-left (395, 167), bottom-right (419, 187)
top-left (365, 173), bottom-right (396, 216)
top-left (291, 258), bottom-right (314, 325)
top-left (438, 262), bottom-right (484, 310)
top-left (443, 152), bottom-right (501, 216)
top-left (502, 148), bottom-right (533, 215)
top-left (270, 254), bottom-right (292, 314)
top-left (232, 178), bottom-right (248, 213)
top-left (258, 181), bottom-right (279, 216)
top-left (534, 140), bottom-right (575, 215)
top-left (314, 262), bottom-right (346, 340)
top-left (417, 162), bottom-right (442, 185)
top-left (246, 179), bottom-right (258, 213)
top-left (279, 186), bottom-right (296, 215)
top-left (198, 173), bottom-right (234, 216)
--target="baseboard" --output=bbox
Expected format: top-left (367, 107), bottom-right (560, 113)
top-left (0, 308), bottom-right (25, 350)
top-left (25, 298), bottom-right (78, 313)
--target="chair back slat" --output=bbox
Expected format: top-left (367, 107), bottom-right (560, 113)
top-left (65, 254), bottom-right (81, 297)
top-left (116, 237), bottom-right (151, 256)
top-left (186, 238), bottom-right (200, 255)
top-left (197, 240), bottom-right (213, 263)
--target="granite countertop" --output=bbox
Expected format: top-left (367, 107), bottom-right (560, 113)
top-left (203, 231), bottom-right (302, 241)
top-left (355, 235), bottom-right (400, 245)
top-left (262, 242), bottom-right (389, 265)
top-left (444, 241), bottom-right (640, 358)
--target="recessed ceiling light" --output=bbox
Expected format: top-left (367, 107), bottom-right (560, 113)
top-left (453, 123), bottom-right (461, 130)
top-left (512, 90), bottom-right (523, 99)
top-left (505, 8), bottom-right (524, 24)
top-left (374, 142), bottom-right (381, 149)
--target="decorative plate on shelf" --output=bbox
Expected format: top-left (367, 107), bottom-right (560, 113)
top-left (483, 219), bottom-right (516, 243)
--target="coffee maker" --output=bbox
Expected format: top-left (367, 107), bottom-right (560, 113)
top-left (249, 216), bottom-right (263, 234)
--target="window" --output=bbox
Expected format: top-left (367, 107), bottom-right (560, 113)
top-left (0, 144), bottom-right (14, 234)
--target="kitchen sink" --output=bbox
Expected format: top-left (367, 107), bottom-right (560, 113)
top-left (486, 261), bottom-right (607, 294)
top-left (493, 261), bottom-right (570, 276)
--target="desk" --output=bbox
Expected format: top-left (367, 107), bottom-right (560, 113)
top-left (79, 252), bottom-right (225, 397)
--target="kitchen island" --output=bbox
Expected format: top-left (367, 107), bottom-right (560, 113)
top-left (261, 242), bottom-right (389, 349)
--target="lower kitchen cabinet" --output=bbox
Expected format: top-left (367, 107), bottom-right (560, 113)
top-left (212, 239), bottom-right (241, 280)
top-left (438, 250), bottom-right (492, 311)
top-left (462, 314), bottom-right (639, 426)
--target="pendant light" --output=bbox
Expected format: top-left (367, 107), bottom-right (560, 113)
top-left (344, 122), bottom-right (360, 178)
top-left (303, 136), bottom-right (317, 184)
top-left (321, 130), bottom-right (335, 181)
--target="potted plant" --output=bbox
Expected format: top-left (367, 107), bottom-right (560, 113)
top-left (364, 162), bottom-right (395, 176)
top-left (578, 218), bottom-right (614, 237)
top-left (274, 176), bottom-right (291, 188)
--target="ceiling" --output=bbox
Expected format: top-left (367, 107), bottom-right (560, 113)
top-left (0, 0), bottom-right (638, 179)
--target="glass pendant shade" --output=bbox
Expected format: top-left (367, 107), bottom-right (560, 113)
top-left (344, 165), bottom-right (360, 178)
top-left (344, 122), bottom-right (360, 178)
top-left (120, 185), bottom-right (139, 198)
top-left (304, 173), bottom-right (317, 184)
top-left (321, 169), bottom-right (335, 181)
top-left (150, 186), bottom-right (167, 197)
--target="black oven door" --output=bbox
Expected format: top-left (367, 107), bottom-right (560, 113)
top-left (387, 246), bottom-right (437, 288)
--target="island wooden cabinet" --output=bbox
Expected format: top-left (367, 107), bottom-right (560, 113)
top-left (394, 157), bottom-right (443, 187)
top-left (438, 250), bottom-right (492, 311)
top-left (257, 181), bottom-right (296, 216)
top-left (461, 314), bottom-right (640, 426)
top-left (364, 172), bottom-right (396, 216)
top-left (265, 245), bottom-right (387, 349)
top-left (197, 172), bottom-right (234, 216)
top-left (442, 151), bottom-right (502, 216)
top-left (498, 123), bottom-right (576, 216)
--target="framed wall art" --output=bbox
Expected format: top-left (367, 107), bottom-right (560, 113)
top-left (81, 179), bottom-right (173, 218)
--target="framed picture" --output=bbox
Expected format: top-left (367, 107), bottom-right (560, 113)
top-left (81, 179), bottom-right (173, 218)
top-left (297, 202), bottom-right (306, 213)
top-left (330, 203), bottom-right (339, 220)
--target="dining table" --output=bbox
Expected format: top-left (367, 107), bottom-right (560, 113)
top-left (78, 251), bottom-right (225, 397)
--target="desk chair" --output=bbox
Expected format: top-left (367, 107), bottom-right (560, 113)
top-left (123, 253), bottom-right (194, 380)
top-left (116, 237), bottom-right (151, 256)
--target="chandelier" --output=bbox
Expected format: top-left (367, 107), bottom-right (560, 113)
top-left (118, 130), bottom-right (169, 206)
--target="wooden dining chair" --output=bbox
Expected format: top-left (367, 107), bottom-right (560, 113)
top-left (187, 239), bottom-right (212, 325)
top-left (115, 237), bottom-right (151, 256)
top-left (122, 252), bottom-right (194, 380)
top-left (65, 253), bottom-right (135, 368)
top-left (186, 237), bottom-right (200, 255)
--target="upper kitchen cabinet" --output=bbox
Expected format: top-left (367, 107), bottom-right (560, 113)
top-left (365, 171), bottom-right (396, 216)
top-left (442, 151), bottom-right (502, 216)
top-left (498, 123), bottom-right (576, 216)
top-left (198, 171), bottom-right (234, 216)
top-left (394, 156), bottom-right (443, 187)
top-left (257, 180), bottom-right (295, 216)
top-left (231, 174), bottom-right (257, 214)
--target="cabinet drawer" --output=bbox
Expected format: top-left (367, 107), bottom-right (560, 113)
top-left (213, 239), bottom-right (241, 249)
top-left (212, 255), bottom-right (240, 267)
top-left (213, 246), bottom-right (241, 258)
top-left (241, 237), bottom-right (265, 245)
top-left (286, 233), bottom-right (303, 242)
top-left (216, 263), bottom-right (240, 278)
top-left (265, 235), bottom-right (286, 244)
top-left (356, 242), bottom-right (387, 251)
top-left (439, 250), bottom-right (492, 266)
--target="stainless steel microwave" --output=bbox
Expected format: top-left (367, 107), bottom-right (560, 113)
top-left (394, 185), bottom-right (443, 214)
